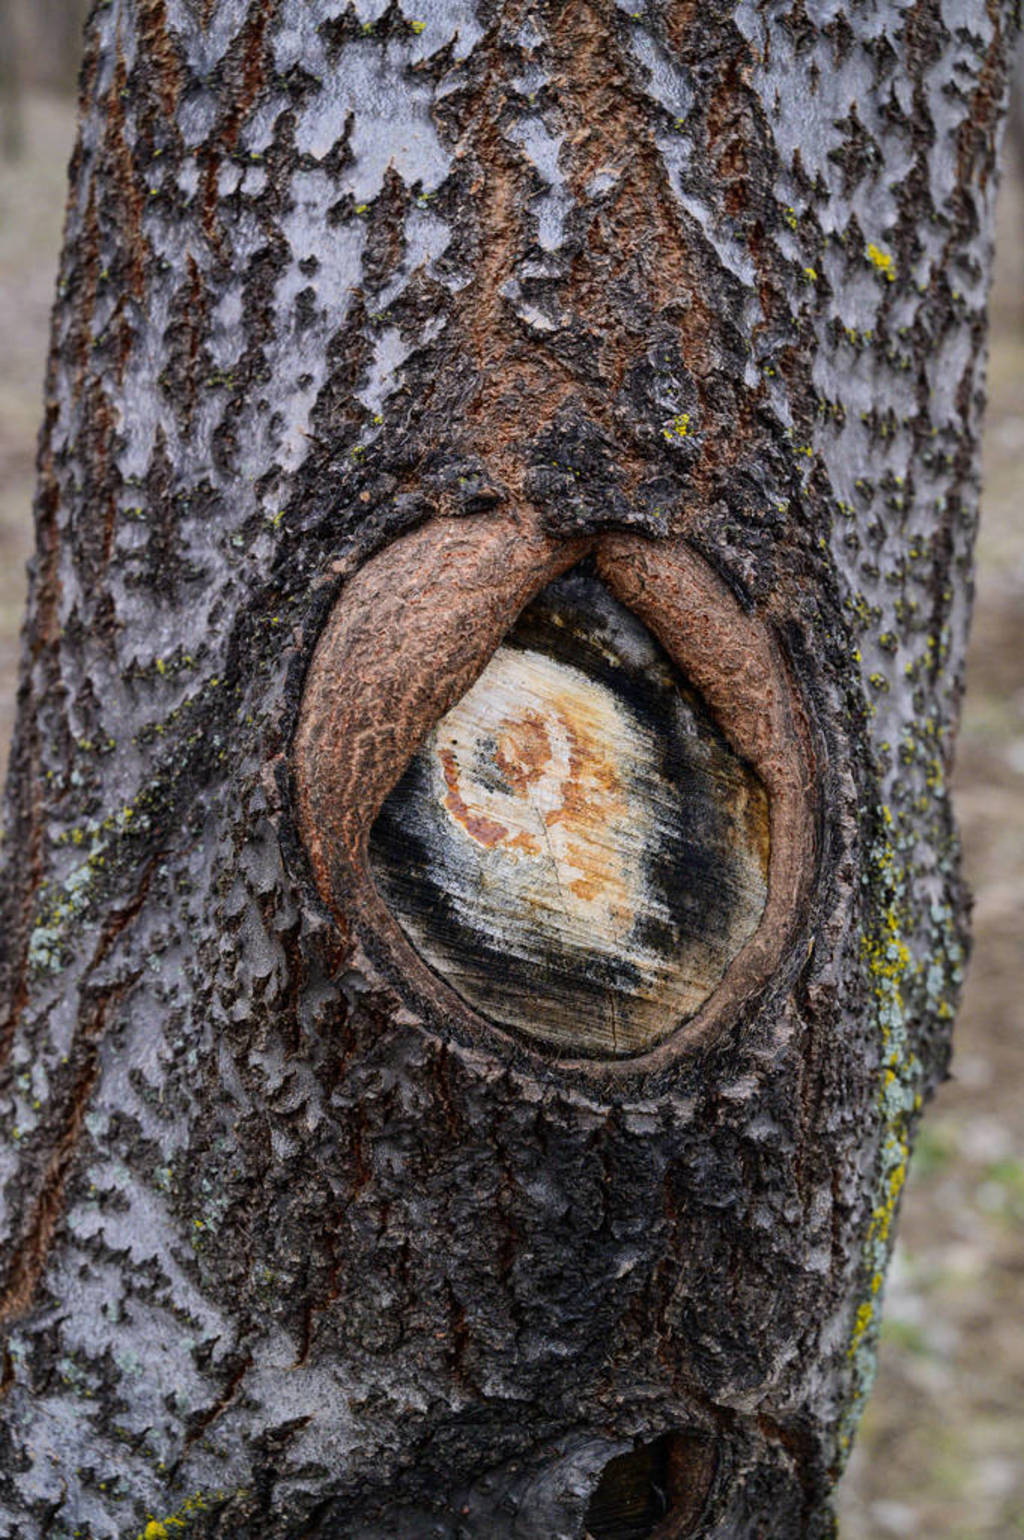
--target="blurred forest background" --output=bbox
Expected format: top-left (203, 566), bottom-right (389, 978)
top-left (0, 7), bottom-right (1022, 1537)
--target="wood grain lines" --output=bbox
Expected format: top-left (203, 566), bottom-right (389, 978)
top-left (369, 567), bottom-right (769, 1056)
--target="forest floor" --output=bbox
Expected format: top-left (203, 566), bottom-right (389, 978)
top-left (1, 94), bottom-right (1023, 1539)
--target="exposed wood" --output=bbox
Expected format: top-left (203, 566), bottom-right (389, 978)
top-left (295, 519), bottom-right (816, 1073)
top-left (583, 1430), bottom-right (717, 1539)
top-left (369, 563), bottom-right (770, 1056)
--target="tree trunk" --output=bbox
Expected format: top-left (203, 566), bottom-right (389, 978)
top-left (1010, 32), bottom-right (1024, 176)
top-left (0, 2), bottom-right (1014, 1537)
top-left (6, 0), bottom-right (91, 98)
top-left (0, 2), bottom-right (23, 160)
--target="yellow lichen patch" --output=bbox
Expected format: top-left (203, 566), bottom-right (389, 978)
top-left (861, 911), bottom-right (911, 998)
top-left (864, 1134), bottom-right (910, 1252)
top-left (135, 1489), bottom-right (234, 1540)
top-left (847, 1299), bottom-right (875, 1361)
top-left (661, 411), bottom-right (691, 441)
top-left (866, 243), bottom-right (895, 280)
top-left (142, 1518), bottom-right (183, 1539)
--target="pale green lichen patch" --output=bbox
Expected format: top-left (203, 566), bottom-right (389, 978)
top-left (838, 814), bottom-right (917, 1450)
top-left (838, 792), bottom-right (965, 1459)
top-left (27, 797), bottom-right (157, 973)
top-left (28, 854), bottom-right (104, 973)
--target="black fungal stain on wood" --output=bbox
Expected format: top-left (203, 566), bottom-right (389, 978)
top-left (584, 1431), bottom-right (715, 1538)
top-left (368, 564), bottom-right (769, 1057)
top-left (586, 1441), bottom-right (676, 1539)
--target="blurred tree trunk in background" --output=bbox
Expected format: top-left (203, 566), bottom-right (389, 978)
top-left (0, 0), bottom-right (89, 161)
top-left (0, 2), bottom-right (1018, 1538)
top-left (4, 0), bottom-right (90, 101)
top-left (0, 1), bottom-right (24, 159)
top-left (1011, 33), bottom-right (1024, 171)
top-left (35, 0), bottom-right (91, 94)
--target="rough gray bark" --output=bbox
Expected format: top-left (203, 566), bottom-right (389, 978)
top-left (0, 0), bottom-right (1015, 1537)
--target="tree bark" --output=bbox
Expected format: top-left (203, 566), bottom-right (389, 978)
top-left (0, 1), bottom-right (1015, 1537)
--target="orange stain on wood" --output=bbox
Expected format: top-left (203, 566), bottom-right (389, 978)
top-left (495, 711), bottom-right (552, 792)
top-left (430, 654), bottom-right (639, 934)
top-left (439, 747), bottom-right (510, 849)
